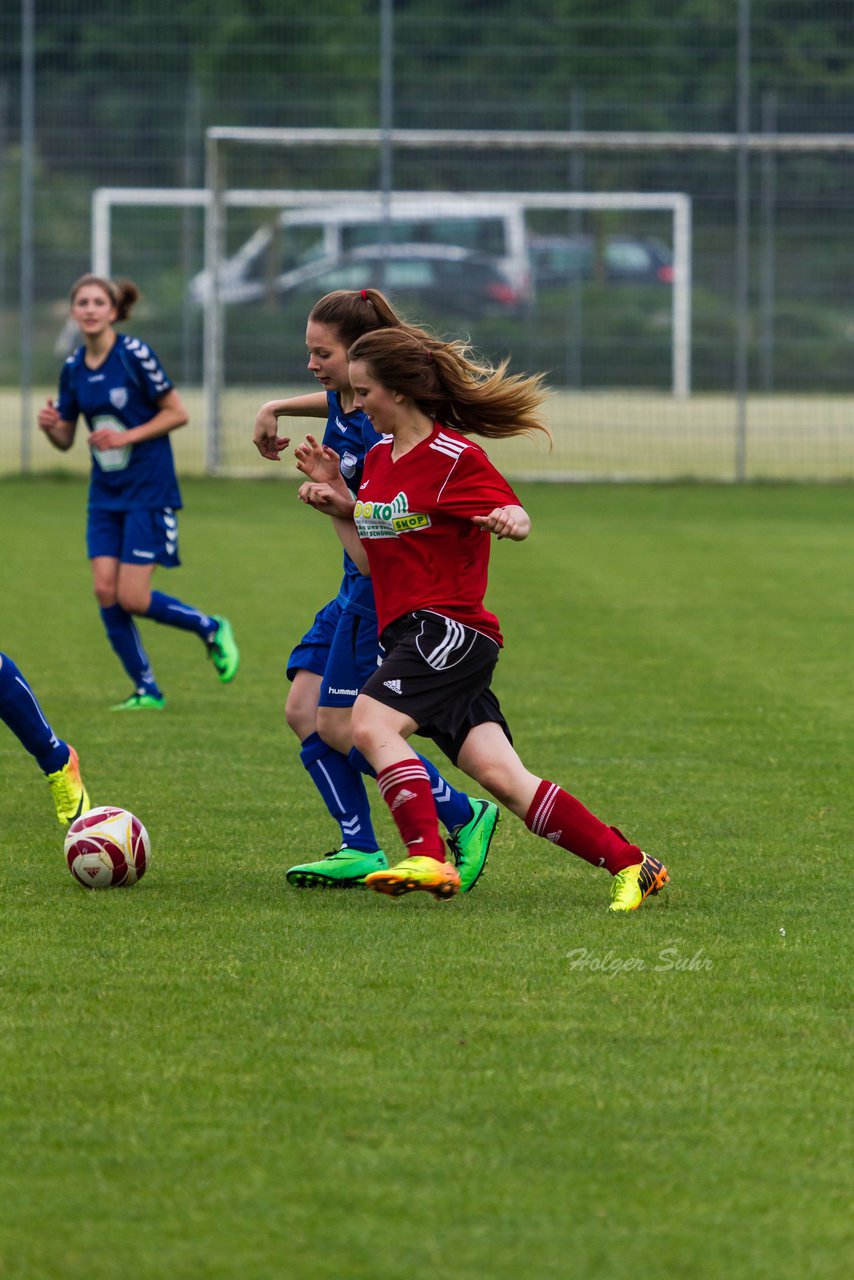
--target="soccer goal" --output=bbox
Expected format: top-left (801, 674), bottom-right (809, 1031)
top-left (198, 126), bottom-right (693, 472)
top-left (70, 126), bottom-right (854, 482)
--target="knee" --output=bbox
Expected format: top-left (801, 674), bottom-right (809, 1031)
top-left (116, 585), bottom-right (148, 616)
top-left (474, 761), bottom-right (516, 808)
top-left (316, 706), bottom-right (353, 755)
top-left (350, 715), bottom-right (373, 760)
top-left (93, 582), bottom-right (117, 609)
top-left (285, 690), bottom-right (316, 740)
top-left (460, 750), bottom-right (533, 815)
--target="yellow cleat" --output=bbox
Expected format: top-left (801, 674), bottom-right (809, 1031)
top-left (47, 745), bottom-right (91, 826)
top-left (365, 855), bottom-right (461, 901)
top-left (608, 852), bottom-right (670, 912)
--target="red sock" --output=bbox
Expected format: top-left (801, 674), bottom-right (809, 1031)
top-left (525, 780), bottom-right (643, 874)
top-left (377, 760), bottom-right (447, 862)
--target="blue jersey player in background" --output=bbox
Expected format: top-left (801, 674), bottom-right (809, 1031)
top-left (0, 650), bottom-right (91, 825)
top-left (252, 288), bottom-right (498, 891)
top-left (38, 274), bottom-right (239, 710)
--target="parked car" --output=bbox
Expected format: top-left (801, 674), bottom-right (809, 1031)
top-left (528, 233), bottom-right (674, 285)
top-left (190, 196), bottom-right (532, 306)
top-left (210, 243), bottom-right (526, 319)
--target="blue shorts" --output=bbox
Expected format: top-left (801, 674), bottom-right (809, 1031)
top-left (287, 598), bottom-right (380, 708)
top-left (87, 507), bottom-right (181, 567)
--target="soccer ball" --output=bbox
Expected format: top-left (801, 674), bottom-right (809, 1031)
top-left (64, 806), bottom-right (151, 889)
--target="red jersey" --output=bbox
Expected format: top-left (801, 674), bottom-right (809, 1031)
top-left (354, 422), bottom-right (521, 645)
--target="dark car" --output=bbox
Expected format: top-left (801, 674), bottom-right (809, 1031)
top-left (216, 242), bottom-right (527, 318)
top-left (528, 234), bottom-right (674, 286)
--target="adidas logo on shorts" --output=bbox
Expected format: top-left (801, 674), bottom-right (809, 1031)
top-left (383, 678), bottom-right (402, 695)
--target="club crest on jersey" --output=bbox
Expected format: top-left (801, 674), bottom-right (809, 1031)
top-left (353, 493), bottom-right (431, 538)
top-left (109, 388), bottom-right (129, 410)
top-left (339, 451), bottom-right (358, 479)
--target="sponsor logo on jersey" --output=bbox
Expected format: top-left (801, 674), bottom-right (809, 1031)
top-left (391, 512), bottom-right (429, 533)
top-left (354, 493), bottom-right (430, 538)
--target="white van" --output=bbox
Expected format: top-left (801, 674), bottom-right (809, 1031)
top-left (190, 194), bottom-right (532, 305)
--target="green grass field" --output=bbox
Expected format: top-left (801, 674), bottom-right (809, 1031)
top-left (0, 477), bottom-right (851, 1280)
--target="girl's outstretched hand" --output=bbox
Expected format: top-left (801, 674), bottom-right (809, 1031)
top-left (295, 434), bottom-right (346, 489)
top-left (472, 505), bottom-right (531, 541)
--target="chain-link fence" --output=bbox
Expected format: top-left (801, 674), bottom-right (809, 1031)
top-left (2, 1), bottom-right (853, 479)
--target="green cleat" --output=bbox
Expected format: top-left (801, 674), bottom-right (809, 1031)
top-left (608, 852), bottom-right (670, 912)
top-left (208, 616), bottom-right (240, 683)
top-left (447, 798), bottom-right (499, 893)
top-left (47, 745), bottom-right (90, 826)
top-left (111, 692), bottom-right (165, 711)
top-left (286, 847), bottom-right (388, 889)
top-left (365, 855), bottom-right (461, 901)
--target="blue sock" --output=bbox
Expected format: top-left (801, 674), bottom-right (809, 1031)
top-left (300, 732), bottom-right (381, 853)
top-left (145, 591), bottom-right (218, 641)
top-left (348, 746), bottom-right (473, 834)
top-left (99, 604), bottom-right (161, 697)
top-left (0, 652), bottom-right (69, 773)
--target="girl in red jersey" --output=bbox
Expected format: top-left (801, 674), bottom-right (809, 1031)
top-left (251, 289), bottom-right (496, 891)
top-left (297, 327), bottom-right (669, 911)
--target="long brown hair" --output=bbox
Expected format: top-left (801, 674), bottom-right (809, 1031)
top-left (348, 328), bottom-right (551, 442)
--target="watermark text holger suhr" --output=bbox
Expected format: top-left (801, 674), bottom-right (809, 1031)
top-left (566, 941), bottom-right (713, 976)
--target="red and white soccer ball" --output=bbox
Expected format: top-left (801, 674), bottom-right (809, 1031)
top-left (64, 806), bottom-right (151, 889)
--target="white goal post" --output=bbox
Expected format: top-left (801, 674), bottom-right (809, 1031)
top-left (90, 180), bottom-right (692, 472)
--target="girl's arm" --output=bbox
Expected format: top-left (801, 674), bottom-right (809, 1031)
top-left (253, 392), bottom-right (329, 461)
top-left (37, 398), bottom-right (77, 451)
top-left (331, 516), bottom-right (370, 575)
top-left (88, 388), bottom-right (189, 453)
top-left (297, 480), bottom-right (369, 573)
top-left (471, 504), bottom-right (532, 542)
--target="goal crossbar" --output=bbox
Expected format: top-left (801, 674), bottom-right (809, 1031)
top-left (207, 125), bottom-right (854, 153)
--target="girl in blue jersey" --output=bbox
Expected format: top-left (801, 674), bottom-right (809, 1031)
top-left (38, 274), bottom-right (239, 710)
top-left (252, 288), bottom-right (497, 890)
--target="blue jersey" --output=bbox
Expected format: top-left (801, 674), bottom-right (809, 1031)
top-left (323, 391), bottom-right (382, 616)
top-left (57, 334), bottom-right (182, 512)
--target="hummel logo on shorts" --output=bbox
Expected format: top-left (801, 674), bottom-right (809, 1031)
top-left (383, 678), bottom-right (402, 694)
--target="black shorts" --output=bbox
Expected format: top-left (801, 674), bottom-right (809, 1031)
top-left (359, 610), bottom-right (512, 765)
